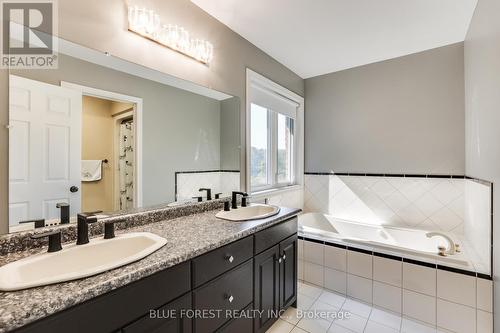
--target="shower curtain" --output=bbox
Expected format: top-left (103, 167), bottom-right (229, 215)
top-left (119, 119), bottom-right (134, 210)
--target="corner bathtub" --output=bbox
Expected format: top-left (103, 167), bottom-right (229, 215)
top-left (298, 212), bottom-right (469, 267)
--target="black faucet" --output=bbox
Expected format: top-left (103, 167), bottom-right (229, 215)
top-left (31, 230), bottom-right (62, 252)
top-left (231, 191), bottom-right (248, 209)
top-left (19, 219), bottom-right (45, 228)
top-left (76, 212), bottom-right (100, 245)
top-left (56, 202), bottom-right (70, 224)
top-left (199, 188), bottom-right (212, 200)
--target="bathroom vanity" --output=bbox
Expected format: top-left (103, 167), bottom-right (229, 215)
top-left (0, 205), bottom-right (300, 333)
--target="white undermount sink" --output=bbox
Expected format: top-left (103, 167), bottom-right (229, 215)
top-left (0, 232), bottom-right (167, 291)
top-left (216, 204), bottom-right (280, 221)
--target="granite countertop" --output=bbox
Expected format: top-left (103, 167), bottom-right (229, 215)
top-left (0, 206), bottom-right (300, 332)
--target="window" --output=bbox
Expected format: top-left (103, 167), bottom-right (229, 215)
top-left (248, 70), bottom-right (302, 193)
top-left (250, 103), bottom-right (269, 187)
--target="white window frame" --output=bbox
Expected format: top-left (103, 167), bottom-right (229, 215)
top-left (246, 69), bottom-right (304, 196)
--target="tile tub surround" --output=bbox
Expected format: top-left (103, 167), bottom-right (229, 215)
top-left (175, 170), bottom-right (240, 200)
top-left (269, 281), bottom-right (490, 333)
top-left (0, 207), bottom-right (301, 332)
top-left (304, 173), bottom-right (492, 234)
top-left (298, 238), bottom-right (493, 333)
top-left (0, 198), bottom-right (234, 255)
top-left (303, 173), bottom-right (492, 275)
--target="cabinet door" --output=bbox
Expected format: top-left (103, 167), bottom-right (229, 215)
top-left (122, 293), bottom-right (192, 333)
top-left (279, 235), bottom-right (297, 309)
top-left (253, 245), bottom-right (280, 333)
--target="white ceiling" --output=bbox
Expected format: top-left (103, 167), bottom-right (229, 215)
top-left (191, 0), bottom-right (477, 78)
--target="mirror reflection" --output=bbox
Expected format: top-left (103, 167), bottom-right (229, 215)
top-left (8, 43), bottom-right (240, 233)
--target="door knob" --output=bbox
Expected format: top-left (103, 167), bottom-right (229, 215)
top-left (70, 186), bottom-right (79, 193)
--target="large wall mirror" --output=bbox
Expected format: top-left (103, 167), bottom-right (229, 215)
top-left (6, 38), bottom-right (240, 233)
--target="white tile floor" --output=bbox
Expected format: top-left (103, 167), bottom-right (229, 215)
top-left (266, 281), bottom-right (453, 333)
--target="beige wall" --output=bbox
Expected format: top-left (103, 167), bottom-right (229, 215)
top-left (81, 97), bottom-right (133, 213)
top-left (81, 96), bottom-right (115, 212)
top-left (304, 43), bottom-right (465, 174)
top-left (464, 0), bottom-right (500, 328)
top-left (0, 0), bottom-right (303, 234)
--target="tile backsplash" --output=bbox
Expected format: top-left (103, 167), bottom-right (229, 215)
top-left (176, 171), bottom-right (240, 201)
top-left (464, 179), bottom-right (492, 274)
top-left (304, 174), bottom-right (467, 233)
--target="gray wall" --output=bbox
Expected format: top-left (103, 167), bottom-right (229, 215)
top-left (464, 0), bottom-right (500, 329)
top-left (0, 0), bottom-right (304, 234)
top-left (304, 43), bottom-right (465, 174)
top-left (10, 53), bottom-right (233, 209)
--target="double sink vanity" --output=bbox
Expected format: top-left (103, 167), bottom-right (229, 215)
top-left (1, 33), bottom-right (300, 333)
top-left (0, 199), bottom-right (300, 333)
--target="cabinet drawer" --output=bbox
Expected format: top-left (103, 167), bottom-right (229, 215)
top-left (193, 260), bottom-right (253, 333)
top-left (254, 217), bottom-right (297, 254)
top-left (192, 236), bottom-right (253, 287)
top-left (122, 293), bottom-right (192, 333)
top-left (217, 304), bottom-right (253, 333)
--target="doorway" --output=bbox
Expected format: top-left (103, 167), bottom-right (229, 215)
top-left (62, 81), bottom-right (144, 212)
top-left (81, 96), bottom-right (135, 212)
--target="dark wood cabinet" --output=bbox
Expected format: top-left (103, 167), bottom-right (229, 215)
top-left (193, 260), bottom-right (253, 333)
top-left (192, 236), bottom-right (253, 288)
top-left (217, 304), bottom-right (253, 333)
top-left (12, 216), bottom-right (298, 333)
top-left (279, 235), bottom-right (297, 309)
top-left (122, 293), bottom-right (192, 333)
top-left (253, 245), bottom-right (281, 333)
top-left (14, 262), bottom-right (191, 333)
top-left (253, 234), bottom-right (298, 333)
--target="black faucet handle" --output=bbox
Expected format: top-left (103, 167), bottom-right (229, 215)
top-left (199, 188), bottom-right (212, 200)
top-left (214, 193), bottom-right (223, 199)
top-left (242, 196), bottom-right (251, 207)
top-left (104, 221), bottom-right (115, 239)
top-left (192, 196), bottom-right (203, 202)
top-left (56, 203), bottom-right (70, 224)
top-left (77, 213), bottom-right (98, 224)
top-left (31, 230), bottom-right (62, 252)
top-left (19, 219), bottom-right (45, 228)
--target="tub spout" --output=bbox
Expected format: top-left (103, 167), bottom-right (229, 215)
top-left (426, 231), bottom-right (456, 255)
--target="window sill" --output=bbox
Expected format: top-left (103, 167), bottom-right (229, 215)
top-left (251, 184), bottom-right (303, 199)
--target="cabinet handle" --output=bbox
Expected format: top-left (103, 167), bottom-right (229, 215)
top-left (278, 257), bottom-right (282, 264)
top-left (226, 255), bottom-right (234, 263)
top-left (283, 254), bottom-right (286, 261)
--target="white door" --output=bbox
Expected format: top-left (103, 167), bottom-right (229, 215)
top-left (9, 75), bottom-right (82, 226)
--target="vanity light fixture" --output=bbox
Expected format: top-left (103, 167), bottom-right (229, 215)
top-left (128, 6), bottom-right (214, 64)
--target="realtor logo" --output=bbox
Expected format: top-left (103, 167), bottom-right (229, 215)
top-left (1, 0), bottom-right (57, 68)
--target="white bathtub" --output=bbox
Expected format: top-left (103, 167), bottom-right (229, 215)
top-left (299, 212), bottom-right (469, 266)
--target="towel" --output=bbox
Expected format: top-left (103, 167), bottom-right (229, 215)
top-left (81, 160), bottom-right (102, 182)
